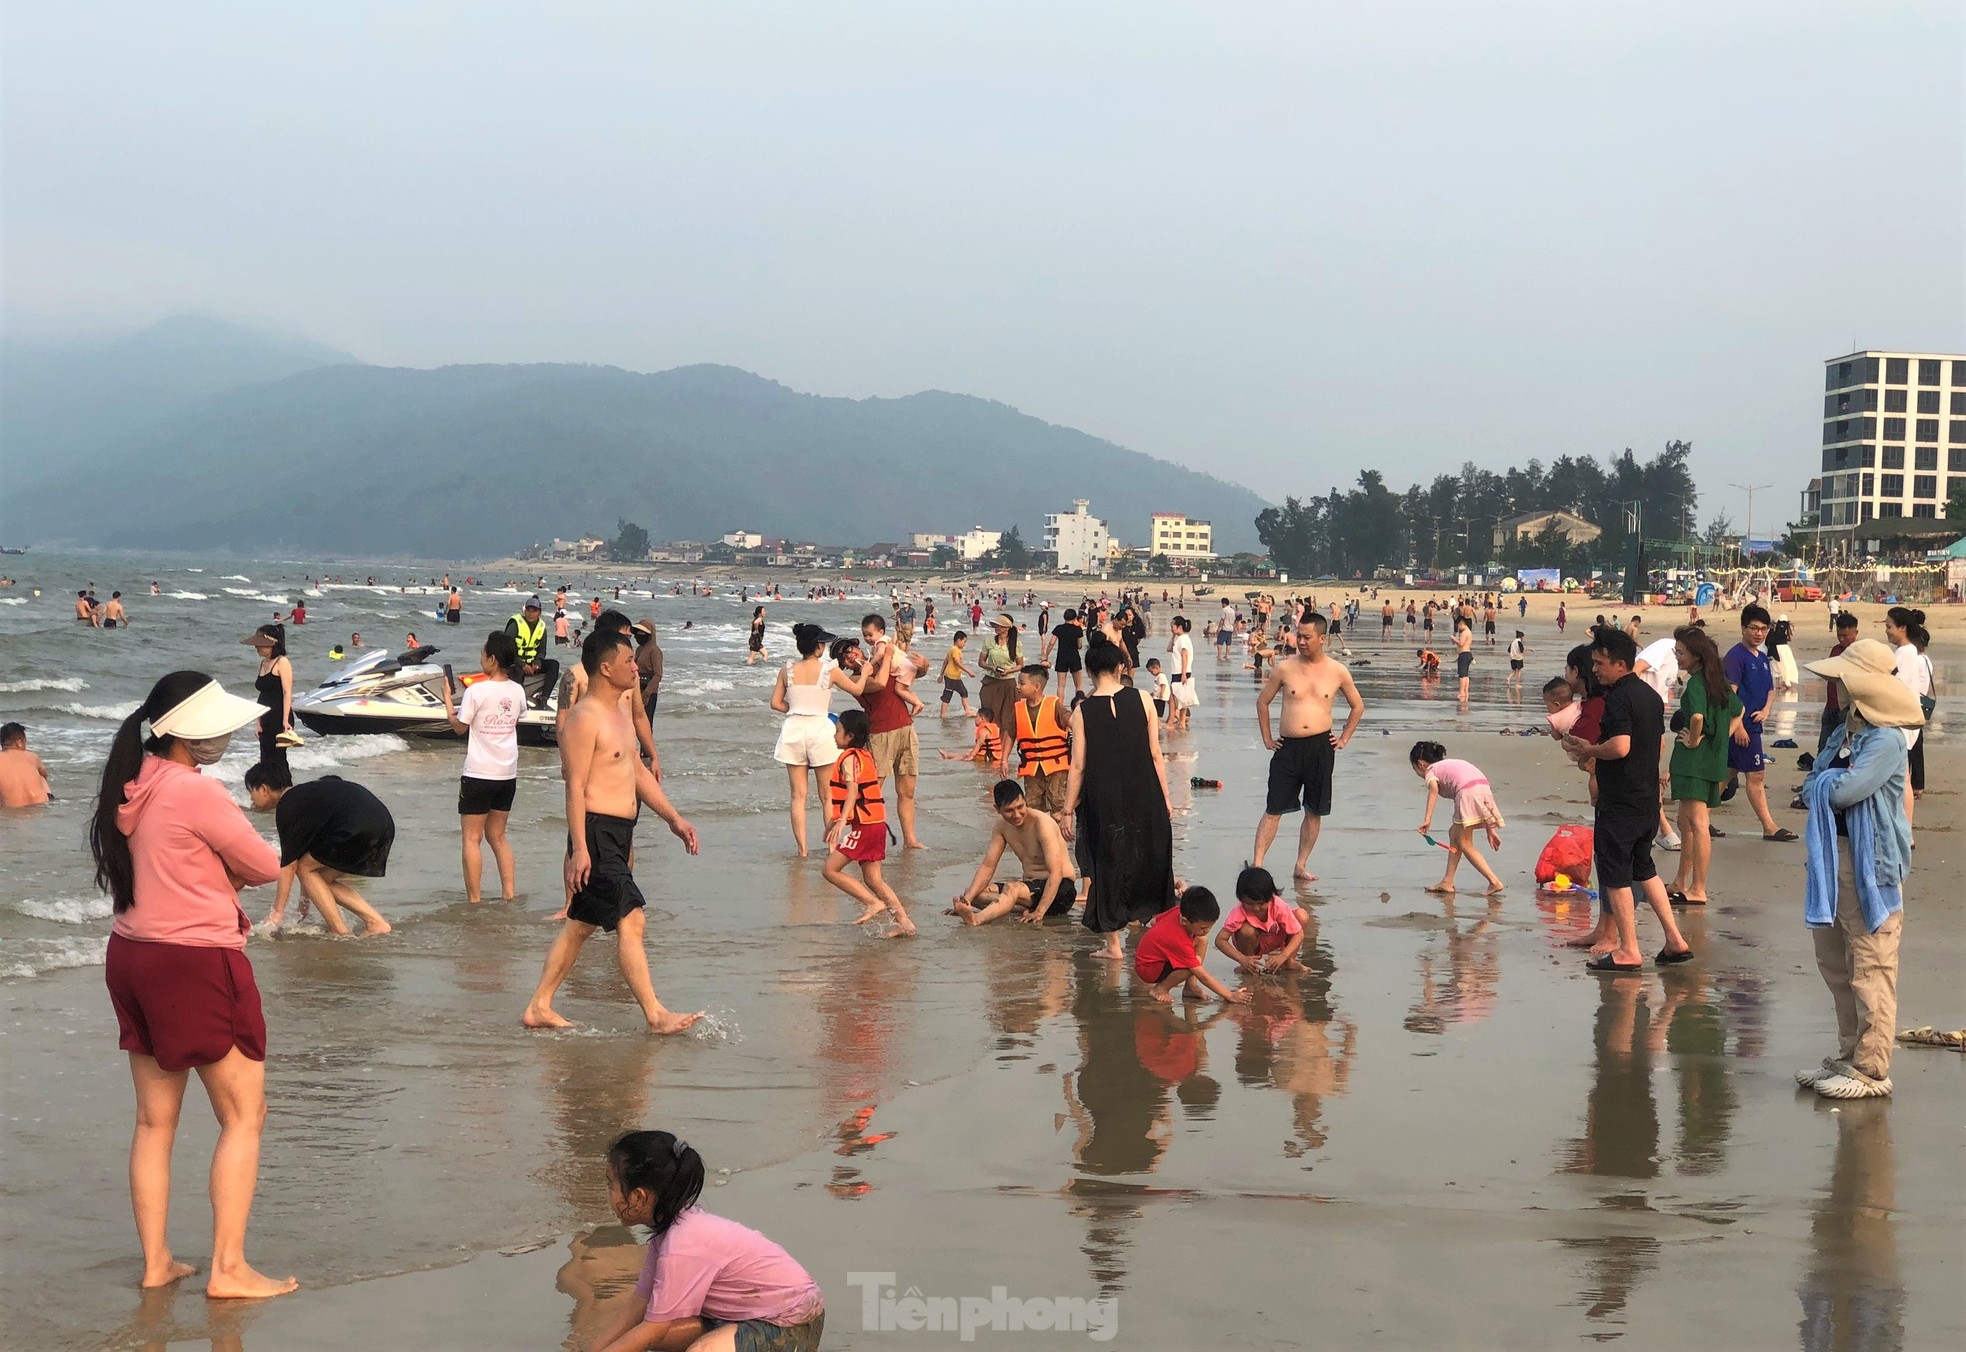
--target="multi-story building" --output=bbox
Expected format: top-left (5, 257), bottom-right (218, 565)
top-left (909, 527), bottom-right (1002, 561)
top-left (1148, 512), bottom-right (1214, 561)
top-left (1818, 351), bottom-right (1966, 533)
top-left (1045, 499), bottom-right (1111, 574)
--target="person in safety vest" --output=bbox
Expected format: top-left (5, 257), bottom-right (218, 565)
top-left (504, 597), bottom-right (560, 709)
top-left (1011, 664), bottom-right (1071, 828)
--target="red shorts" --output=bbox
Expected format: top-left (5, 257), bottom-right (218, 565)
top-left (835, 823), bottom-right (887, 864)
top-left (106, 933), bottom-right (267, 1072)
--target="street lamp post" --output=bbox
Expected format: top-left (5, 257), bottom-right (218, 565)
top-left (1730, 481), bottom-right (1772, 559)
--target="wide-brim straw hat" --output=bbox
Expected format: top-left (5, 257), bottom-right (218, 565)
top-left (1806, 639), bottom-right (1924, 730)
top-left (151, 679), bottom-right (269, 739)
top-left (992, 613), bottom-right (1017, 630)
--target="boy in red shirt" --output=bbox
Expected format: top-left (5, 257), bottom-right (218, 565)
top-left (1134, 886), bottom-right (1252, 1005)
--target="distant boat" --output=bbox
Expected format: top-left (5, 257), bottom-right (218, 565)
top-left (0, 546), bottom-right (25, 556)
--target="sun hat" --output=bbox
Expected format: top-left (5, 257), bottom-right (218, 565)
top-left (239, 623), bottom-right (283, 647)
top-left (150, 678), bottom-right (270, 739)
top-left (1806, 639), bottom-right (1924, 729)
top-left (993, 612), bottom-right (1017, 629)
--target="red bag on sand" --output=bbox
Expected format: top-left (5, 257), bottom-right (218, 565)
top-left (1535, 825), bottom-right (1594, 886)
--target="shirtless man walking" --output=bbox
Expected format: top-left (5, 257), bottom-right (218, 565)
top-left (948, 779), bottom-right (1078, 926)
top-left (523, 629), bottom-right (701, 1034)
top-left (1253, 614), bottom-right (1364, 882)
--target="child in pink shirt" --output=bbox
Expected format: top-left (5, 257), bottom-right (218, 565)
top-left (1213, 866), bottom-right (1307, 975)
top-left (1410, 741), bottom-right (1506, 895)
top-left (592, 1131), bottom-right (825, 1352)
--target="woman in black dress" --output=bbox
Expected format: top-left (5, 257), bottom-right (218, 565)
top-left (1065, 643), bottom-right (1173, 960)
top-left (746, 606), bottom-right (768, 665)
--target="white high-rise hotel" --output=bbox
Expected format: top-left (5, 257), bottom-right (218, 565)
top-left (1045, 500), bottom-right (1111, 574)
top-left (1819, 351), bottom-right (1966, 530)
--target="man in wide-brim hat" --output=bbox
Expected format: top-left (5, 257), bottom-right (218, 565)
top-left (1794, 638), bottom-right (1923, 1101)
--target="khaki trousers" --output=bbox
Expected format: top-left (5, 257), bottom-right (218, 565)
top-left (1811, 850), bottom-right (1903, 1082)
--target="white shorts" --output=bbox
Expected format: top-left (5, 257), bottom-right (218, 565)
top-left (774, 714), bottom-right (841, 768)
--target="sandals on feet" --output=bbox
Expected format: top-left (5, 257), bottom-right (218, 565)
top-left (1764, 828), bottom-right (1799, 843)
top-left (1655, 947), bottom-right (1695, 965)
top-left (1584, 954), bottom-right (1643, 973)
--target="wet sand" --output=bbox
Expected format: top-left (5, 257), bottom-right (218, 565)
top-left (3, 569), bottom-right (1962, 1349)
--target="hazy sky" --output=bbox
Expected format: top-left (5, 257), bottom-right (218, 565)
top-left (5, 1), bottom-right (1962, 530)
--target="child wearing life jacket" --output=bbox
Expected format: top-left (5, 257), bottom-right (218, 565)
top-left (1009, 665), bottom-right (1071, 824)
top-left (939, 707), bottom-right (1002, 765)
top-left (1417, 648), bottom-right (1441, 678)
top-left (824, 710), bottom-right (915, 936)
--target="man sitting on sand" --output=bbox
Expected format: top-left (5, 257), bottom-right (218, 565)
top-left (523, 629), bottom-right (702, 1034)
top-left (0, 722), bottom-right (51, 806)
top-left (949, 779), bottom-right (1079, 926)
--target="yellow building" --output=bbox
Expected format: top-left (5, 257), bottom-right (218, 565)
top-left (1148, 512), bottom-right (1214, 561)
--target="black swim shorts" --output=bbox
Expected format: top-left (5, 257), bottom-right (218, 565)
top-left (565, 812), bottom-right (646, 931)
top-left (458, 775), bottom-right (517, 816)
top-left (1264, 732), bottom-right (1334, 817)
top-left (1037, 875), bottom-right (1079, 917)
top-left (1456, 652), bottom-right (1473, 678)
top-left (1592, 812), bottom-right (1658, 891)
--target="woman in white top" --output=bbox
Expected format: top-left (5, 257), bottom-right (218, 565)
top-left (771, 624), bottom-right (876, 857)
top-left (1885, 606), bottom-right (1933, 836)
top-left (1167, 616), bottom-right (1198, 731)
top-left (441, 631), bottom-right (525, 903)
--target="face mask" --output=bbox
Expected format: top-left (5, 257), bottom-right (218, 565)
top-left (181, 733), bottom-right (233, 765)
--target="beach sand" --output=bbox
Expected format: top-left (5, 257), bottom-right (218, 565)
top-left (3, 568), bottom-right (1961, 1350)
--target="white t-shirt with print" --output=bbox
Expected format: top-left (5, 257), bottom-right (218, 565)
top-left (459, 678), bottom-right (524, 780)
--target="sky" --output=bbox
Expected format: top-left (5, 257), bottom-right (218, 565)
top-left (4, 0), bottom-right (1962, 532)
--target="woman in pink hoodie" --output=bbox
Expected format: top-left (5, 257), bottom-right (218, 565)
top-left (90, 671), bottom-right (298, 1300)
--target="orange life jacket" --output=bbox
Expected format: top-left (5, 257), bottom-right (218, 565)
top-left (973, 729), bottom-right (1003, 762)
top-left (828, 747), bottom-right (886, 826)
top-left (1013, 695), bottom-right (1070, 776)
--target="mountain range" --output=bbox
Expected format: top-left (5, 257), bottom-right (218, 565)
top-left (1, 318), bottom-right (1268, 558)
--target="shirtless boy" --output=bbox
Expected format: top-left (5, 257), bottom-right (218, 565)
top-left (1253, 614), bottom-right (1365, 881)
top-left (949, 779), bottom-right (1078, 926)
top-left (523, 629), bottom-right (701, 1034)
top-left (0, 723), bottom-right (51, 806)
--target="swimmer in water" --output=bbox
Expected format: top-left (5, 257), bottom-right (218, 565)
top-left (0, 722), bottom-right (52, 806)
top-left (102, 591), bottom-right (128, 629)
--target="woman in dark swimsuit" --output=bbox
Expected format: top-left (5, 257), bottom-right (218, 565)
top-left (245, 624), bottom-right (292, 772)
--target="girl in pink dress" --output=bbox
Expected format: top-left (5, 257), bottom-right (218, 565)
top-left (1410, 741), bottom-right (1506, 895)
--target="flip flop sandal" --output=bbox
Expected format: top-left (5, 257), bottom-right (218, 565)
top-left (1667, 890), bottom-right (1705, 907)
top-left (1655, 948), bottom-right (1695, 965)
top-left (1584, 954), bottom-right (1643, 973)
top-left (1763, 828), bottom-right (1799, 842)
top-left (1896, 1026), bottom-right (1966, 1050)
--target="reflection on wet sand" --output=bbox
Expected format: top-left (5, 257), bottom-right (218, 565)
top-left (554, 1224), bottom-right (646, 1352)
top-left (100, 1281), bottom-right (268, 1352)
top-left (1229, 915), bottom-right (1354, 1158)
top-left (812, 943), bottom-right (917, 1199)
top-left (1560, 964), bottom-right (1750, 1333)
top-left (534, 1031), bottom-right (661, 1219)
top-left (1404, 898), bottom-right (1502, 1035)
top-left (1797, 1101), bottom-right (1902, 1352)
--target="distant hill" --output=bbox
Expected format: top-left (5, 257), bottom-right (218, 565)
top-left (6, 359), bottom-right (1269, 557)
top-left (1, 315), bottom-right (357, 493)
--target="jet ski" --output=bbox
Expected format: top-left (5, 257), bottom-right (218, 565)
top-left (292, 645), bottom-right (559, 745)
